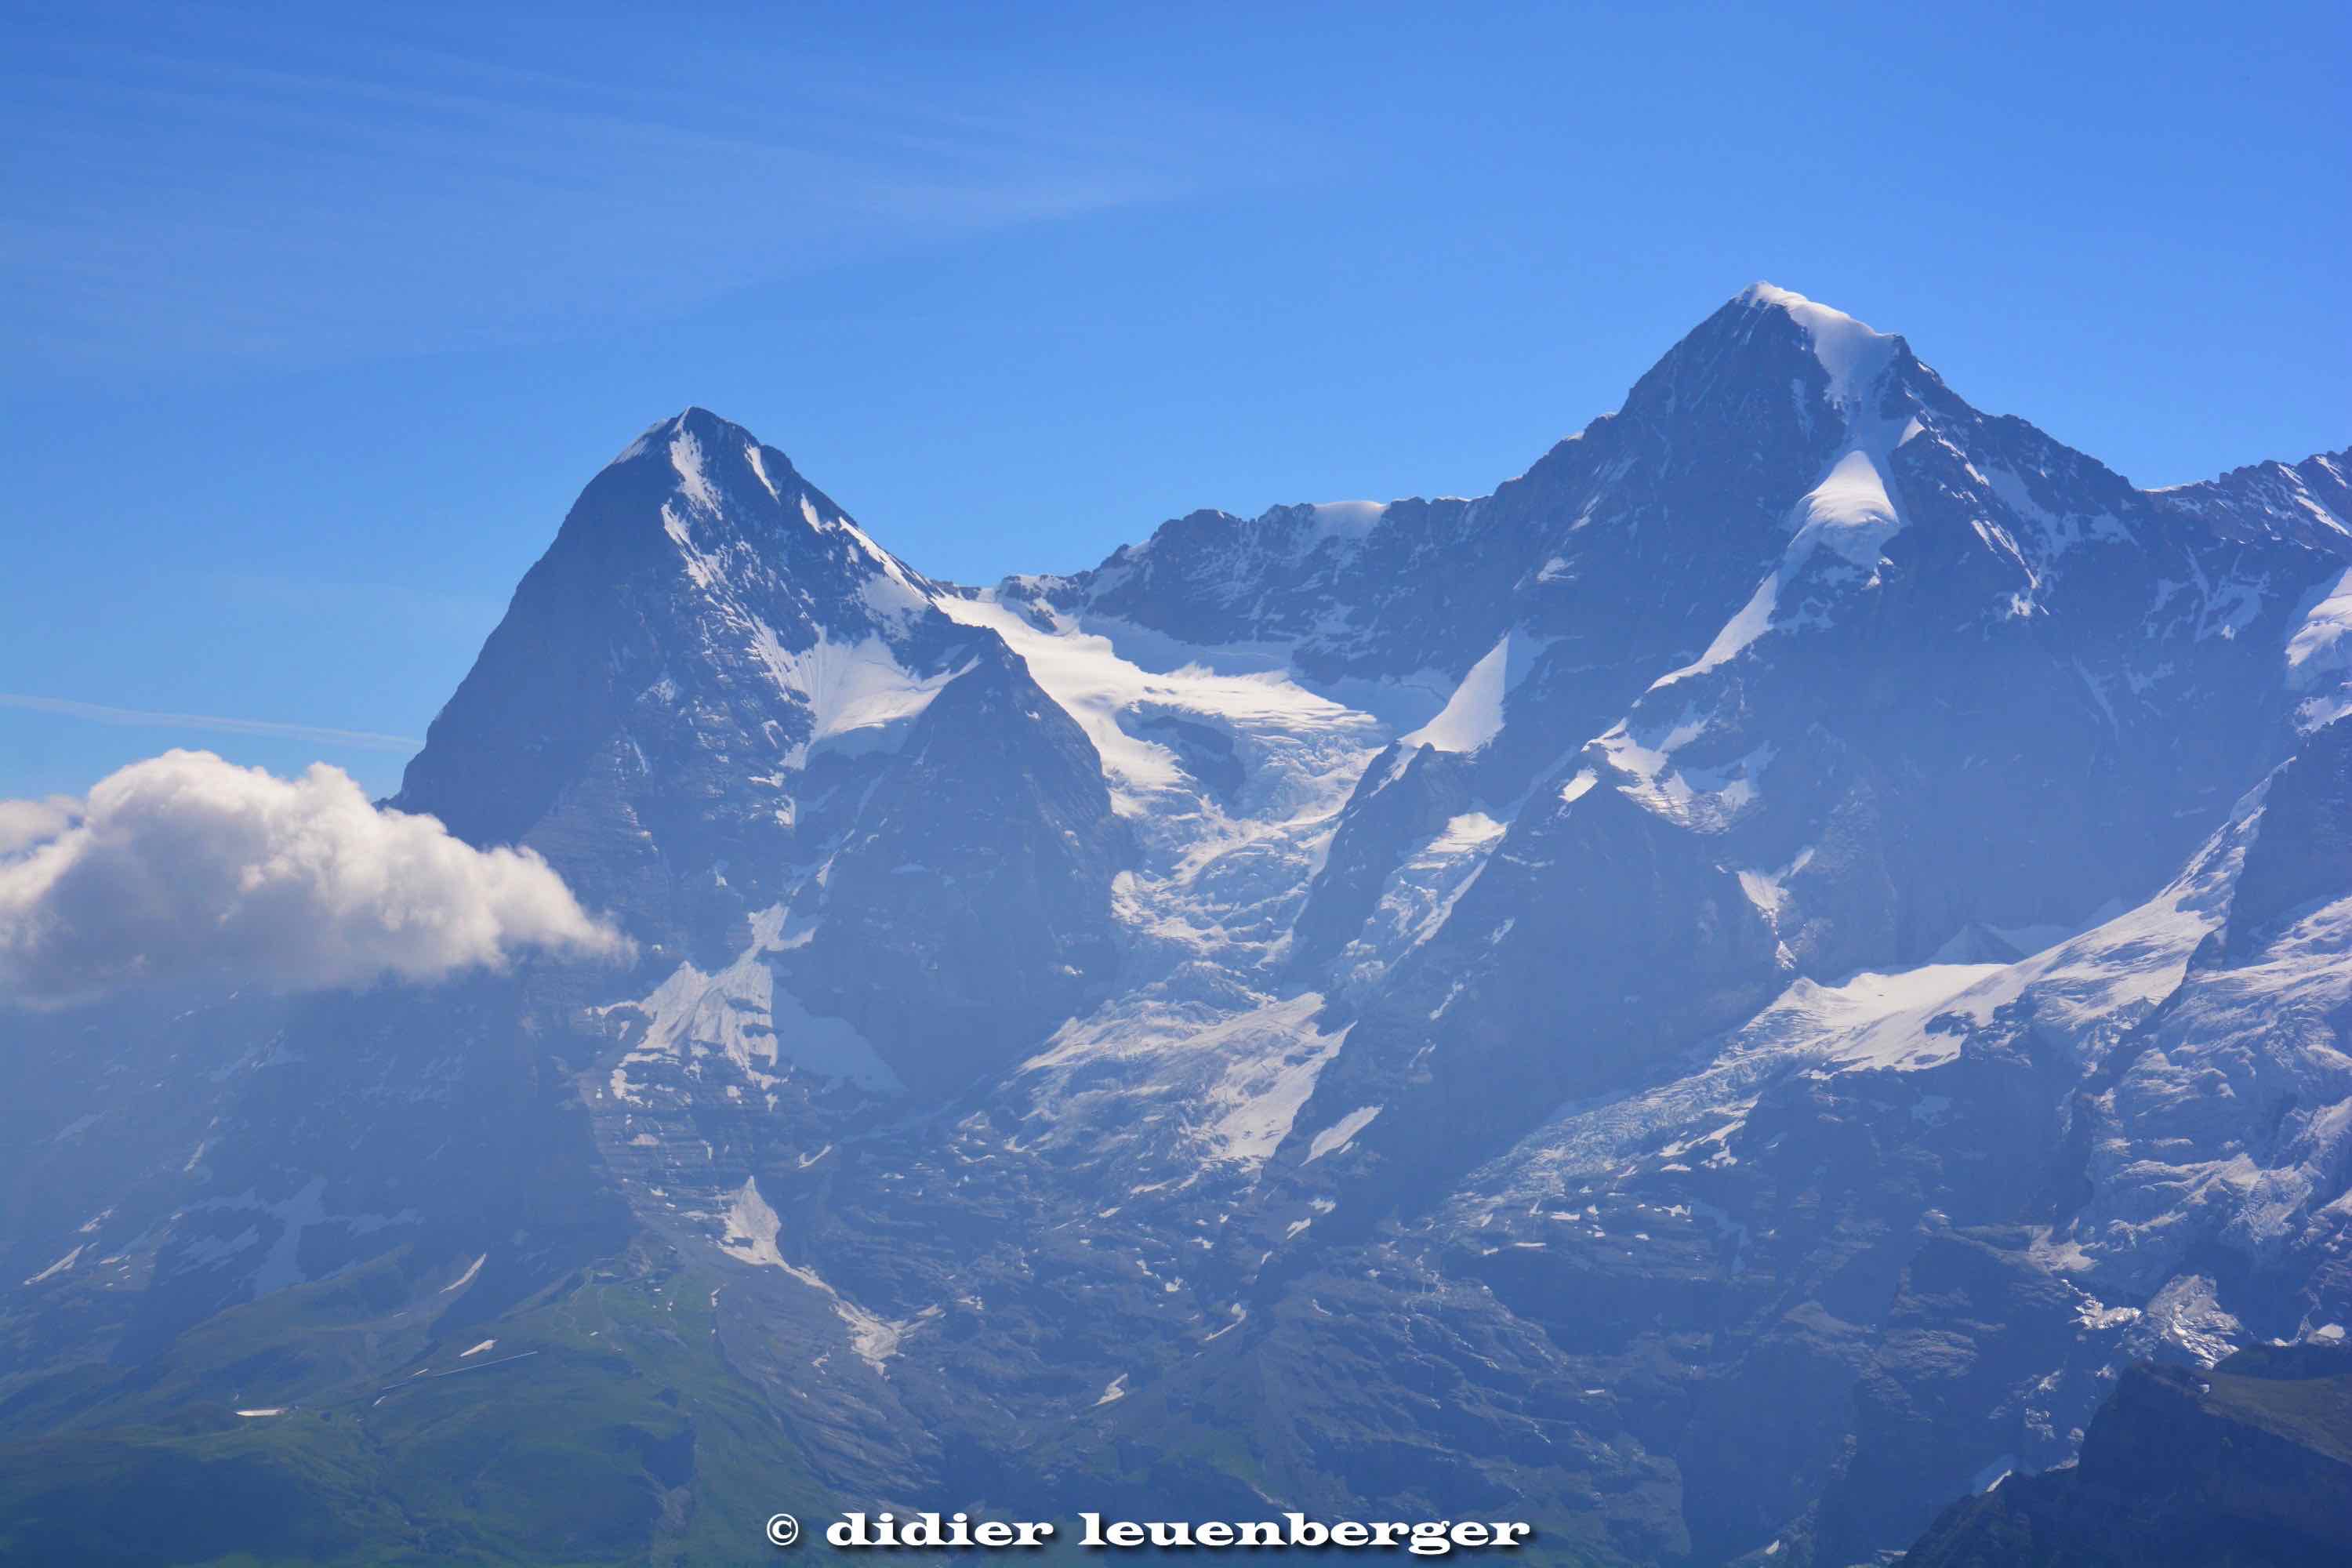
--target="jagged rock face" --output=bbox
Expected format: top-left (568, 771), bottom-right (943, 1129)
top-left (1265, 287), bottom-right (2343, 1210)
top-left (1029, 293), bottom-right (1869, 815)
top-left (393, 408), bottom-right (994, 947)
top-left (1900, 1343), bottom-right (2352, 1567)
top-left (2056, 728), bottom-right (2352, 1320)
top-left (390, 407), bottom-right (1127, 1091)
top-left (6, 289), bottom-right (2351, 1568)
top-left (2221, 715), bottom-right (2352, 958)
top-left (1285, 741), bottom-right (1475, 978)
top-left (2158, 448), bottom-right (2352, 554)
top-left (777, 638), bottom-right (1130, 1094)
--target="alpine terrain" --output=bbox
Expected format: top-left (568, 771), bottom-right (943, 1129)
top-left (5, 285), bottom-right (2350, 1566)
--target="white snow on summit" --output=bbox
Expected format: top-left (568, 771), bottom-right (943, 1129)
top-left (1742, 281), bottom-right (1900, 406)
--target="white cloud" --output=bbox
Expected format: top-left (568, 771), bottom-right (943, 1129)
top-left (0, 796), bottom-right (79, 856)
top-left (0, 750), bottom-right (627, 1007)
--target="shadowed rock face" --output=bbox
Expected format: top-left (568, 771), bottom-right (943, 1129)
top-left (387, 407), bottom-right (1127, 1089)
top-left (1286, 741), bottom-right (1475, 978)
top-left (1247, 289), bottom-right (2343, 1219)
top-left (5, 292), bottom-right (2350, 1568)
top-left (776, 637), bottom-right (1131, 1096)
top-left (397, 408), bottom-right (952, 854)
top-left (2221, 717), bottom-right (2352, 961)
top-left (1900, 1343), bottom-right (2352, 1567)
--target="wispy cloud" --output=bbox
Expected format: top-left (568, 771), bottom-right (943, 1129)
top-left (0, 694), bottom-right (419, 753)
top-left (2, 15), bottom-right (1300, 372)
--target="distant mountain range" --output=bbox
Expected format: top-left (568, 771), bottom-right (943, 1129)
top-left (5, 285), bottom-right (2349, 1566)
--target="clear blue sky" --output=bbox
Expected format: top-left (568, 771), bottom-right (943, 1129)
top-left (5, 0), bottom-right (2346, 801)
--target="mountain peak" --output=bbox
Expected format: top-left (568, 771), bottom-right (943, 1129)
top-left (1590, 281), bottom-right (1920, 473)
top-left (575, 408), bottom-right (925, 583)
top-left (394, 407), bottom-right (964, 853)
top-left (665, 404), bottom-right (750, 453)
top-left (1735, 280), bottom-right (1880, 339)
top-left (607, 405), bottom-right (782, 485)
top-left (1732, 281), bottom-right (1901, 404)
top-left (561, 409), bottom-right (937, 617)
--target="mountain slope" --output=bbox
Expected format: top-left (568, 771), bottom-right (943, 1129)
top-left (961, 288), bottom-right (2347, 1248)
top-left (1900, 1342), bottom-right (2352, 1567)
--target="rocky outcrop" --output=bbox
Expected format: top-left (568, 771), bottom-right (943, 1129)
top-left (1902, 1342), bottom-right (2352, 1567)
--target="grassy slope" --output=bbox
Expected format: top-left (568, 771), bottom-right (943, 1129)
top-left (0, 1239), bottom-right (831, 1567)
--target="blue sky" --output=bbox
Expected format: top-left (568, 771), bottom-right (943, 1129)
top-left (5, 0), bottom-right (2346, 801)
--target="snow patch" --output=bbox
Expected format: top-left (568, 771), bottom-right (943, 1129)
top-left (745, 623), bottom-right (968, 768)
top-left (1969, 1454), bottom-right (2019, 1494)
top-left (1794, 448), bottom-right (1904, 568)
top-left (717, 1178), bottom-right (937, 1374)
top-left (1022, 995), bottom-right (1354, 1176)
top-left (2285, 564), bottom-right (2352, 726)
top-left (938, 593), bottom-right (1381, 810)
top-left (1399, 628), bottom-right (1548, 754)
top-left (23, 1244), bottom-right (83, 1285)
top-left (1305, 1105), bottom-right (1382, 1163)
top-left (606, 907), bottom-right (902, 1093)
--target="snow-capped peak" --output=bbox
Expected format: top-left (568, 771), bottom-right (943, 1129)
top-left (590, 408), bottom-right (940, 616)
top-left (602, 407), bottom-right (835, 523)
top-left (608, 405), bottom-right (750, 467)
top-left (1737, 282), bottom-right (1900, 407)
